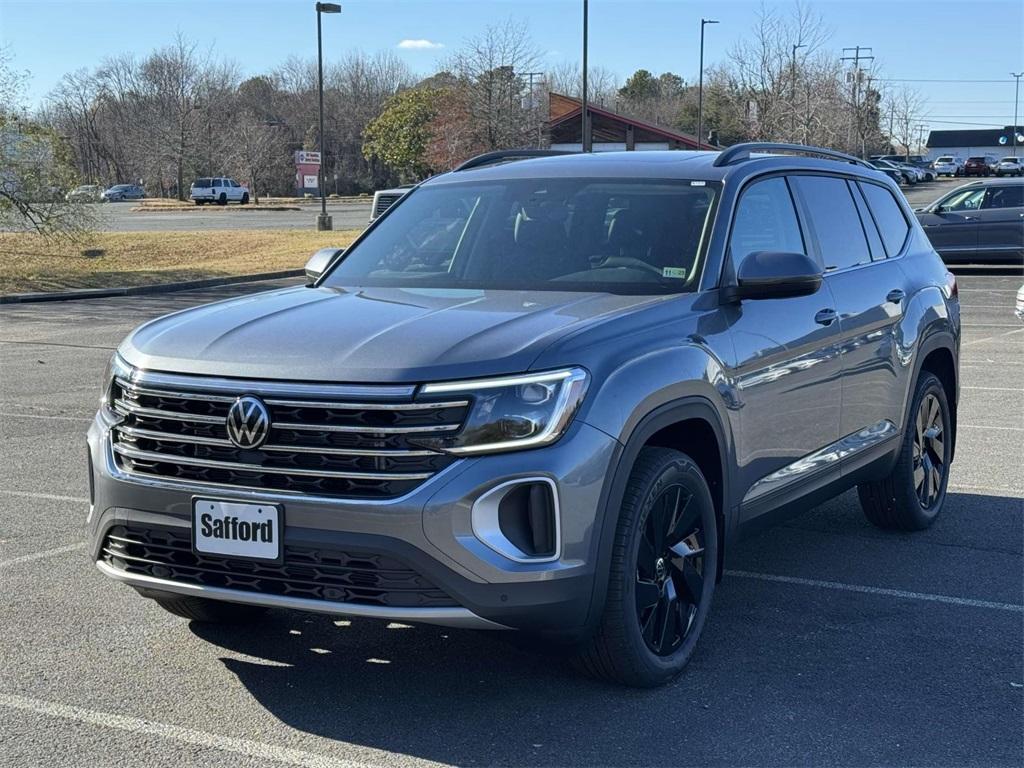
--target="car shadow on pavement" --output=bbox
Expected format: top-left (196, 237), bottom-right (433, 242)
top-left (187, 489), bottom-right (1023, 767)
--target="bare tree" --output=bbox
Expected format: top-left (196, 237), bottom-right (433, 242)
top-left (884, 85), bottom-right (926, 159)
top-left (548, 62), bottom-right (619, 107)
top-left (228, 112), bottom-right (288, 203)
top-left (449, 18), bottom-right (543, 149)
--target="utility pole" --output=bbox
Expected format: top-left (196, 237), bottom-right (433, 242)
top-left (697, 18), bottom-right (719, 150)
top-left (581, 0), bottom-right (589, 152)
top-left (314, 2), bottom-right (341, 231)
top-left (841, 46), bottom-right (874, 157)
top-left (915, 124), bottom-right (928, 156)
top-left (522, 71), bottom-right (545, 148)
top-left (1012, 72), bottom-right (1023, 157)
top-left (791, 42), bottom-right (805, 140)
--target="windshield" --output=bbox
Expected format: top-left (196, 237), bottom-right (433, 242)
top-left (1000, 157), bottom-right (1018, 162)
top-left (937, 157), bottom-right (953, 163)
top-left (322, 178), bottom-right (718, 294)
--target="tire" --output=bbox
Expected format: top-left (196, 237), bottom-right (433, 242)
top-left (241, 193), bottom-right (249, 205)
top-left (218, 193), bottom-right (227, 206)
top-left (194, 200), bottom-right (203, 206)
top-left (152, 593), bottom-right (268, 623)
top-left (858, 372), bottom-right (951, 531)
top-left (572, 447), bottom-right (718, 687)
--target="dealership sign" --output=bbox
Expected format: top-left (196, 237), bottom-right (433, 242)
top-left (295, 150), bottom-right (321, 165)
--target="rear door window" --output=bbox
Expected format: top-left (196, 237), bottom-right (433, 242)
top-left (982, 185), bottom-right (1023, 209)
top-left (728, 177), bottom-right (806, 269)
top-left (859, 182), bottom-right (911, 257)
top-left (790, 175), bottom-right (872, 271)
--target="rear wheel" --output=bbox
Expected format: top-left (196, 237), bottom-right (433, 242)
top-left (572, 447), bottom-right (717, 687)
top-left (858, 372), bottom-right (951, 531)
top-left (151, 593), bottom-right (267, 623)
top-left (218, 193), bottom-right (227, 205)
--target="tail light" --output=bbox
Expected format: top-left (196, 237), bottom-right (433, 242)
top-left (943, 271), bottom-right (958, 300)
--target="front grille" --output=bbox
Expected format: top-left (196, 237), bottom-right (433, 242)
top-left (110, 375), bottom-right (467, 498)
top-left (372, 193), bottom-right (402, 219)
top-left (102, 525), bottom-right (458, 608)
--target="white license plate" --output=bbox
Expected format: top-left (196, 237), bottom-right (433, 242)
top-left (193, 499), bottom-right (281, 561)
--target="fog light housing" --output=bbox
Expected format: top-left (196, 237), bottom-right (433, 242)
top-left (472, 478), bottom-right (559, 563)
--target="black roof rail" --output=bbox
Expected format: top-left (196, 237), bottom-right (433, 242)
top-left (713, 142), bottom-right (874, 169)
top-left (454, 149), bottom-right (578, 172)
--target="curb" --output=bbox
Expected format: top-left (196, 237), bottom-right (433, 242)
top-left (129, 205), bottom-right (303, 213)
top-left (1, 270), bottom-right (304, 304)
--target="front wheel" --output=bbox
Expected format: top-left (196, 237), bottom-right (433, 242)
top-left (858, 372), bottom-right (951, 530)
top-left (572, 447), bottom-right (717, 687)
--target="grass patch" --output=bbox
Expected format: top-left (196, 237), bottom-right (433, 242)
top-left (0, 229), bottom-right (361, 294)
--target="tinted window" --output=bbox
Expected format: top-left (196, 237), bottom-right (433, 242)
top-left (860, 182), bottom-right (910, 257)
top-left (323, 179), bottom-right (718, 294)
top-left (193, 178), bottom-right (212, 188)
top-left (728, 177), bottom-right (805, 267)
top-left (790, 175), bottom-right (871, 271)
top-left (850, 184), bottom-right (886, 261)
top-left (982, 185), bottom-right (1023, 209)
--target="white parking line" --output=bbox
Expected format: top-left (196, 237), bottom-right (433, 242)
top-left (962, 385), bottom-right (1024, 392)
top-left (0, 693), bottom-right (386, 768)
top-left (961, 328), bottom-right (1024, 347)
top-left (725, 570), bottom-right (1023, 612)
top-left (950, 483), bottom-right (1024, 496)
top-left (0, 543), bottom-right (86, 568)
top-left (0, 411), bottom-right (91, 422)
top-left (958, 424), bottom-right (1024, 431)
top-left (1, 490), bottom-right (89, 503)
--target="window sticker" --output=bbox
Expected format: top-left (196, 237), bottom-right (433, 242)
top-left (662, 267), bottom-right (688, 279)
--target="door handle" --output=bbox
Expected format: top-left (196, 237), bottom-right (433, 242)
top-left (814, 308), bottom-right (838, 326)
top-left (886, 289), bottom-right (906, 304)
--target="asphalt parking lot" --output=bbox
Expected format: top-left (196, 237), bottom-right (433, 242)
top-left (0, 268), bottom-right (1021, 767)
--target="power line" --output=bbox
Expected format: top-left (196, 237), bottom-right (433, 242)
top-left (876, 78), bottom-right (1014, 83)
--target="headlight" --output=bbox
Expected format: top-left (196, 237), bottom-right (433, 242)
top-left (412, 368), bottom-right (589, 455)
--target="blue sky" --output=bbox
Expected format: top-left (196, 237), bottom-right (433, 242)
top-left (2, 0), bottom-right (1022, 130)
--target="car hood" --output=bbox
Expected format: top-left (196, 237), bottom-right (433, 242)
top-left (120, 284), bottom-right (668, 383)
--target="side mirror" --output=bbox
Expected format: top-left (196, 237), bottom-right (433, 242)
top-left (722, 251), bottom-right (822, 303)
top-left (304, 247), bottom-right (344, 286)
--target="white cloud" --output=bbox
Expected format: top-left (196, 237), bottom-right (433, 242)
top-left (397, 39), bottom-right (445, 50)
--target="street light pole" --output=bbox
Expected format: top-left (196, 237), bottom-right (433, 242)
top-left (1012, 72), bottom-right (1023, 157)
top-left (315, 2), bottom-right (341, 231)
top-left (697, 19), bottom-right (718, 150)
top-left (581, 0), bottom-right (589, 152)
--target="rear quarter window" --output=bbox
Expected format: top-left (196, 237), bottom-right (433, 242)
top-left (859, 182), bottom-right (910, 257)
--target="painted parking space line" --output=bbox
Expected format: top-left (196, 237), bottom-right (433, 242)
top-left (0, 542), bottom-right (87, 568)
top-left (0, 411), bottom-right (92, 422)
top-left (950, 483), bottom-right (1024, 496)
top-left (725, 570), bottom-right (1023, 612)
top-left (958, 424), bottom-right (1024, 431)
top-left (0, 693), bottom-right (387, 768)
top-left (1, 490), bottom-right (89, 503)
top-left (961, 328), bottom-right (1024, 347)
top-left (962, 385), bottom-right (1024, 392)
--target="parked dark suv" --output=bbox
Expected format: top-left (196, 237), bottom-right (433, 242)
top-left (89, 144), bottom-right (960, 687)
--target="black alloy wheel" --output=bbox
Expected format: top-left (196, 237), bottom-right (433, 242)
top-left (573, 447), bottom-right (717, 687)
top-left (635, 484), bottom-right (706, 656)
top-left (912, 392), bottom-right (946, 510)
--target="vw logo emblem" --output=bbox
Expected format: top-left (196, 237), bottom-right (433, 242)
top-left (225, 396), bottom-right (270, 449)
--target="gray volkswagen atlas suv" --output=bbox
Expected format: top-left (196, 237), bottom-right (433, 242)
top-left (88, 145), bottom-right (960, 686)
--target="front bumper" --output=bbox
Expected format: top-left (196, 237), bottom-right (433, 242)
top-left (87, 413), bottom-right (620, 633)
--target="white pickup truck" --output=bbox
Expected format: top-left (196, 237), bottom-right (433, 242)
top-left (190, 177), bottom-right (250, 206)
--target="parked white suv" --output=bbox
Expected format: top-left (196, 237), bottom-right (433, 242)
top-left (932, 156), bottom-right (963, 177)
top-left (995, 157), bottom-right (1023, 177)
top-left (190, 177), bottom-right (250, 206)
